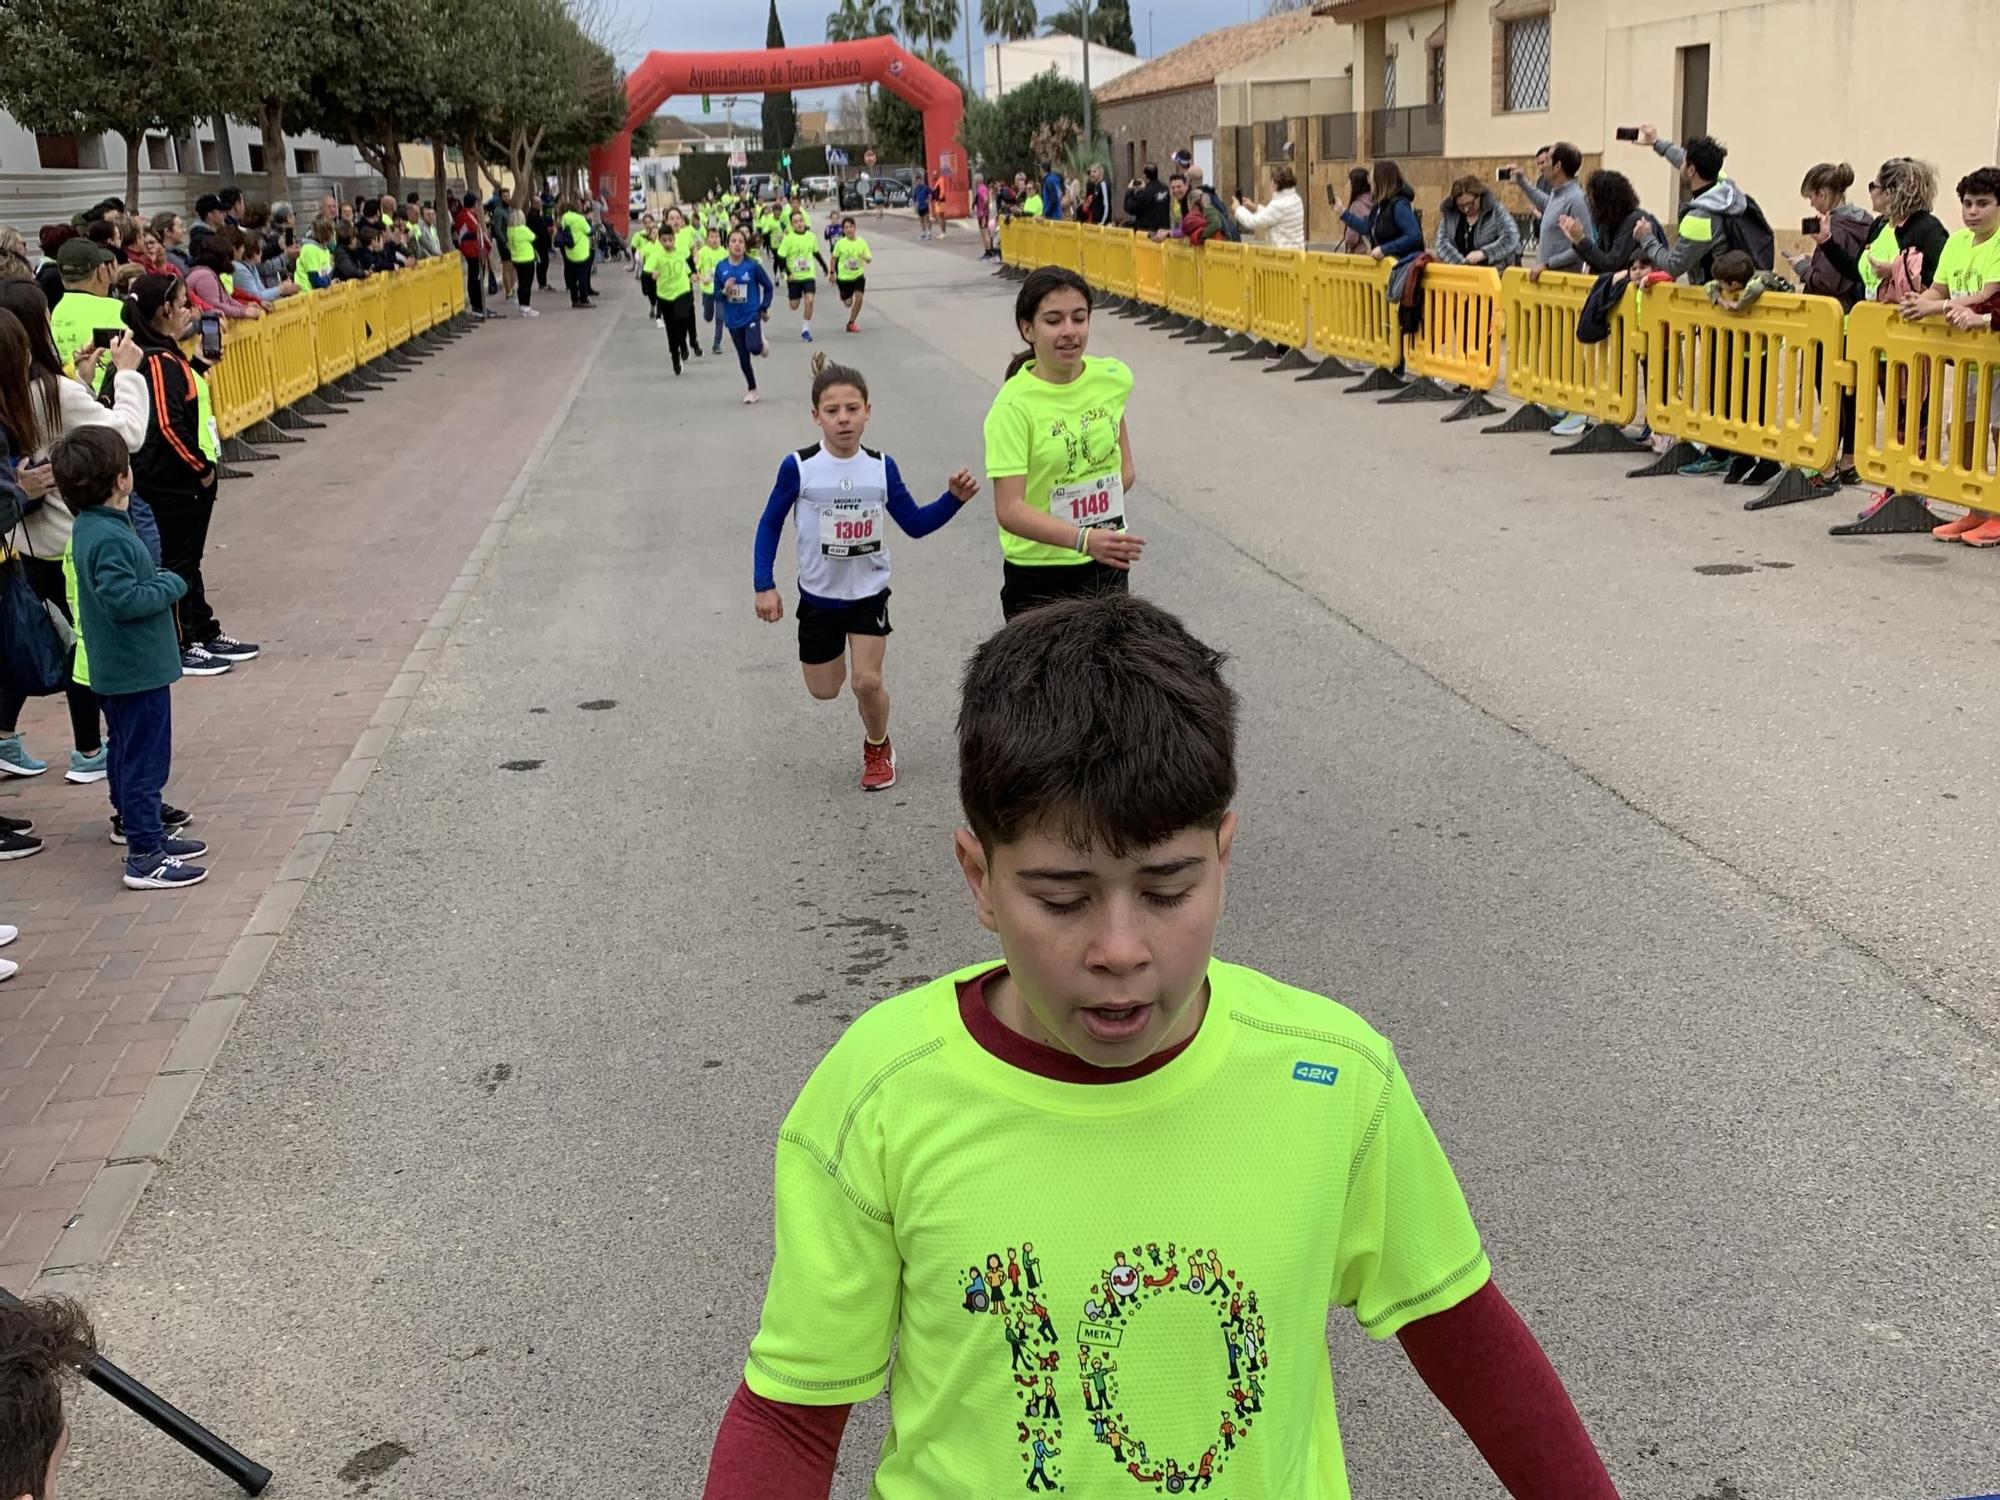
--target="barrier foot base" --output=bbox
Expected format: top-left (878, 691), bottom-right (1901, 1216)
top-left (1742, 469), bottom-right (1820, 511)
top-left (1442, 390), bottom-right (1503, 423)
top-left (1161, 315), bottom-right (1195, 336)
top-left (1097, 296), bottom-right (1126, 312)
top-left (314, 385), bottom-right (358, 407)
top-left (281, 399), bottom-right (336, 422)
top-left (216, 463), bottom-right (254, 481)
top-left (1296, 356), bottom-right (1361, 382)
top-left (1141, 308), bottom-right (1178, 328)
top-left (1230, 339), bottom-right (1279, 362)
top-left (1552, 422), bottom-right (1647, 456)
top-left (1266, 347), bottom-right (1315, 373)
top-left (243, 419), bottom-right (304, 446)
top-left (1381, 377), bottom-right (1457, 405)
top-left (220, 437), bottom-right (276, 464)
top-left (1170, 320), bottom-right (1210, 341)
top-left (1346, 365), bottom-right (1406, 395)
top-left (1482, 402), bottom-right (1556, 435)
top-left (1211, 333), bottom-right (1256, 355)
top-left (1189, 327), bottom-right (1231, 346)
top-left (1112, 300), bottom-right (1148, 318)
top-left (338, 374), bottom-right (384, 395)
top-left (1626, 439), bottom-right (1703, 477)
top-left (1828, 490), bottom-right (1937, 536)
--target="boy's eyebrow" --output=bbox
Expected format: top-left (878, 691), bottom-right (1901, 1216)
top-left (1015, 856), bottom-right (1207, 881)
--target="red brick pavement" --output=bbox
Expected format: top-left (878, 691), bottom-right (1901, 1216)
top-left (0, 300), bottom-right (609, 1290)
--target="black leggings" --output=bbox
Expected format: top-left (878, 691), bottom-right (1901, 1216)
top-left (562, 257), bottom-right (585, 305)
top-left (660, 291), bottom-right (697, 366)
top-left (999, 559), bottom-right (1130, 621)
top-left (0, 554), bottom-right (101, 752)
top-left (464, 255), bottom-right (485, 314)
top-left (514, 263), bottom-right (534, 308)
top-left (729, 321), bottom-right (761, 390)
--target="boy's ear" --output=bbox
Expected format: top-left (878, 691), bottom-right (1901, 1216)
top-left (953, 828), bottom-right (1000, 935)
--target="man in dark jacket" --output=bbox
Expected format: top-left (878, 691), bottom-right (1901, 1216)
top-left (1124, 166), bottom-right (1172, 234)
top-left (1632, 125), bottom-right (1756, 282)
top-left (1076, 164), bottom-right (1113, 226)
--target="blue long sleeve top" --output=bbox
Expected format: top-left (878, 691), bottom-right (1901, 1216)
top-left (754, 451), bottom-right (965, 602)
top-left (714, 254), bottom-right (775, 329)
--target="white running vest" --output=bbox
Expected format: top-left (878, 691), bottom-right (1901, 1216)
top-left (791, 443), bottom-right (892, 602)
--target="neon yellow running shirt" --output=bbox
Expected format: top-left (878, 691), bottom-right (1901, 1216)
top-left (983, 355), bottom-right (1133, 567)
top-left (744, 960), bottom-right (1490, 1500)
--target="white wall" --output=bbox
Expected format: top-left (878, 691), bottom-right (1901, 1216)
top-left (982, 36), bottom-right (1143, 101)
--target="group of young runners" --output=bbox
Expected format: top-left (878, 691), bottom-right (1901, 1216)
top-left (704, 235), bottom-right (1622, 1500)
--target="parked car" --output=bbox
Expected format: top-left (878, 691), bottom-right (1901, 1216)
top-left (871, 180), bottom-right (911, 207)
top-left (802, 174), bottom-right (837, 199)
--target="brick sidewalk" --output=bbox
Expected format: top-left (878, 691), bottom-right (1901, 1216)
top-left (0, 296), bottom-right (610, 1291)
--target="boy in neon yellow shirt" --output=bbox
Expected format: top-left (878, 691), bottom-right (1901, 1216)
top-left (775, 208), bottom-right (829, 342)
top-left (703, 596), bottom-right (1618, 1498)
top-left (695, 226), bottom-right (728, 355)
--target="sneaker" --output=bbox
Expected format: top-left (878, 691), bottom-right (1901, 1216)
top-left (846, 321), bottom-right (859, 333)
top-left (801, 329), bottom-right (813, 342)
top-left (0, 735), bottom-right (48, 777)
top-left (0, 924), bottom-right (14, 946)
top-left (1744, 458), bottom-right (1782, 486)
top-left (1934, 511), bottom-right (1985, 541)
top-left (0, 828), bottom-right (42, 860)
top-left (1722, 454), bottom-right (1759, 485)
top-left (1679, 454), bottom-right (1733, 477)
top-left (522, 307), bottom-right (541, 318)
top-left (743, 391), bottom-right (760, 405)
top-left (1963, 516), bottom-right (2000, 548)
top-left (861, 737), bottom-right (897, 792)
top-left (0, 959), bottom-right (15, 982)
top-left (1550, 412), bottom-right (1589, 437)
top-left (122, 855), bottom-right (207, 890)
top-left (109, 805), bottom-right (191, 844)
top-left (157, 834), bottom-right (209, 859)
top-left (179, 645), bottom-right (233, 676)
top-left (65, 746), bottom-right (108, 784)
top-left (1803, 472), bottom-right (1845, 501)
top-left (0, 812), bottom-right (32, 833)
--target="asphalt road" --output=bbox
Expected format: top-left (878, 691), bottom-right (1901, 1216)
top-left (57, 230), bottom-right (2000, 1500)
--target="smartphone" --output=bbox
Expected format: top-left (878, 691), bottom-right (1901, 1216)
top-left (197, 312), bottom-right (222, 361)
top-left (87, 326), bottom-right (124, 352)
top-left (1615, 126), bottom-right (1641, 142)
top-left (1498, 166), bottom-right (1516, 182)
top-left (1325, 183), bottom-right (1337, 206)
top-left (1800, 215), bottom-right (1821, 235)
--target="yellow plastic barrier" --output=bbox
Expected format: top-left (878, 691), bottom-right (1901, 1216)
top-left (314, 281), bottom-right (357, 384)
top-left (1643, 284), bottom-right (1849, 470)
top-left (209, 315), bottom-right (275, 440)
top-left (264, 297), bottom-right (318, 409)
top-left (1102, 230), bottom-right (1135, 301)
top-left (384, 270), bottom-right (414, 349)
top-left (1500, 267), bottom-right (1643, 427)
top-left (408, 267), bottom-right (435, 337)
top-left (1246, 246), bottom-right (1306, 350)
top-left (436, 256), bottom-right (461, 324)
top-left (1304, 252), bottom-right (1399, 369)
top-left (1403, 264), bottom-right (1503, 391)
top-left (354, 278), bottom-right (388, 364)
top-left (1132, 237), bottom-right (1166, 308)
top-left (1079, 224), bottom-right (1107, 291)
top-left (1848, 301), bottom-right (2000, 507)
top-left (1045, 221), bottom-right (1082, 275)
top-left (1002, 217), bottom-right (1030, 270)
top-left (1199, 241), bottom-right (1250, 334)
top-left (1163, 241), bottom-right (1201, 320)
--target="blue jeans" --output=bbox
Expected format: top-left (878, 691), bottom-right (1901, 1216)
top-left (102, 685), bottom-right (173, 863)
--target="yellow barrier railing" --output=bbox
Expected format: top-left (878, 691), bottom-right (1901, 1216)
top-left (408, 266), bottom-right (435, 337)
top-left (1163, 241), bottom-right (1201, 321)
top-left (435, 256), bottom-right (461, 324)
top-left (313, 281), bottom-right (358, 384)
top-left (1102, 230), bottom-right (1135, 301)
top-left (384, 270), bottom-right (414, 349)
top-left (1305, 253), bottom-right (1399, 370)
top-left (1849, 301), bottom-right (1999, 507)
top-left (1132, 237), bottom-right (1166, 307)
top-left (1247, 246), bottom-right (1307, 350)
top-left (209, 315), bottom-right (276, 440)
top-left (1403, 264), bottom-right (1504, 392)
top-left (1201, 241), bottom-right (1250, 334)
top-left (1050, 221), bottom-right (1083, 275)
top-left (1643, 284), bottom-right (1849, 471)
top-left (1079, 224), bottom-right (1108, 290)
top-left (264, 297), bottom-right (318, 409)
top-left (1000, 216), bottom-right (1027, 270)
top-left (354, 278), bottom-right (389, 363)
top-left (1501, 267), bottom-right (1643, 427)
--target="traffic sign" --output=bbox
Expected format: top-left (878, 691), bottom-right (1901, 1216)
top-left (728, 150), bottom-right (747, 168)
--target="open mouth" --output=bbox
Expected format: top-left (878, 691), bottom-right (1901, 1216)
top-left (1079, 1003), bottom-right (1152, 1043)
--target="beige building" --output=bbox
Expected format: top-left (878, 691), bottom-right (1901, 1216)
top-left (982, 35), bottom-right (1145, 102)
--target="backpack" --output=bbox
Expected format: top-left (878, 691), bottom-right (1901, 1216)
top-left (1203, 187), bottom-right (1242, 243)
top-left (1716, 195), bottom-right (1777, 275)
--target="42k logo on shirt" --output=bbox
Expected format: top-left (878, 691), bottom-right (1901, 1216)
top-left (962, 1238), bottom-right (1267, 1492)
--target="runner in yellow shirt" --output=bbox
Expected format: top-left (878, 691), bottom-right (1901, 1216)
top-left (832, 218), bottom-right (873, 334)
top-left (775, 208), bottom-right (830, 343)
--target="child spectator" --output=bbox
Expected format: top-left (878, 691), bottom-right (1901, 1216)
top-left (701, 595), bottom-right (1618, 1500)
top-left (0, 1294), bottom-right (97, 1498)
top-left (1699, 249), bottom-right (1793, 487)
top-left (51, 425), bottom-right (210, 888)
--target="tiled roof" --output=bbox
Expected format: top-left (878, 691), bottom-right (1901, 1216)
top-left (1094, 11), bottom-right (1327, 104)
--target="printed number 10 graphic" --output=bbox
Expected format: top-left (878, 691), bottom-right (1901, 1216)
top-left (962, 1239), bottom-right (1267, 1493)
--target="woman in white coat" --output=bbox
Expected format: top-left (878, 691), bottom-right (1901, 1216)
top-left (1233, 164), bottom-right (1307, 249)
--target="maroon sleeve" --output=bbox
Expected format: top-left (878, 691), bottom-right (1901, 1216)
top-left (1395, 1279), bottom-right (1621, 1499)
top-left (699, 1380), bottom-right (852, 1500)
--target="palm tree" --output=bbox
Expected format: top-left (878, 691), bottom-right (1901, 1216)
top-left (1043, 0), bottom-right (1106, 44)
top-left (982, 0), bottom-right (1039, 98)
top-left (899, 0), bottom-right (957, 65)
top-left (825, 0), bottom-right (893, 43)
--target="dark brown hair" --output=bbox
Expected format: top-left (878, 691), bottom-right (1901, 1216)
top-left (0, 281), bottom-right (65, 436)
top-left (1271, 164), bottom-right (1296, 191)
top-left (0, 1294), bottom-right (97, 1499)
top-left (1006, 266), bottom-right (1092, 380)
top-left (1800, 161), bottom-right (1854, 198)
top-left (50, 424), bottom-right (130, 508)
top-left (0, 310), bottom-right (44, 457)
top-left (809, 350), bottom-right (868, 407)
top-left (958, 594), bottom-right (1237, 856)
top-left (1710, 249), bottom-right (1756, 285)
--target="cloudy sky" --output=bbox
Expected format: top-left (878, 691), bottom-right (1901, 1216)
top-left (610, 0), bottom-right (1269, 121)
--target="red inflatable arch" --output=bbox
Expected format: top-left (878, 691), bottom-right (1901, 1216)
top-left (588, 38), bottom-right (967, 235)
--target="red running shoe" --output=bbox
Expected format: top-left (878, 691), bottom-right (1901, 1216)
top-left (861, 737), bottom-right (896, 791)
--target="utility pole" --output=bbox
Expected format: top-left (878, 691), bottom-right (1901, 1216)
top-left (964, 0), bottom-right (975, 102)
top-left (1081, 0), bottom-right (1093, 153)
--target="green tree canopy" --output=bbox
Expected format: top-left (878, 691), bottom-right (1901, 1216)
top-left (959, 68), bottom-right (1086, 182)
top-left (762, 0), bottom-right (798, 152)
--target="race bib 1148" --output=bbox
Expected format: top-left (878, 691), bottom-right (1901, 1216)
top-left (1049, 473), bottom-right (1126, 534)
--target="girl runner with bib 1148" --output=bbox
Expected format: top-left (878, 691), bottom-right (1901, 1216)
top-left (713, 229), bottom-right (775, 405)
top-left (981, 265), bottom-right (1142, 621)
top-left (752, 352), bottom-right (980, 792)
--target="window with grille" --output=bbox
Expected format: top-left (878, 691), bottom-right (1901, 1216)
top-left (1503, 14), bottom-right (1550, 112)
top-left (1261, 119), bottom-right (1287, 163)
top-left (1382, 51), bottom-right (1397, 109)
top-left (1429, 45), bottom-right (1447, 105)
